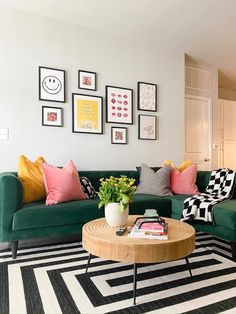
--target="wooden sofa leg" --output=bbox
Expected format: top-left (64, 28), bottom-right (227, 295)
top-left (231, 242), bottom-right (236, 262)
top-left (11, 241), bottom-right (18, 259)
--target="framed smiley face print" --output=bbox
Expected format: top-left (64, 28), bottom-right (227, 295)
top-left (106, 86), bottom-right (133, 124)
top-left (39, 66), bottom-right (65, 103)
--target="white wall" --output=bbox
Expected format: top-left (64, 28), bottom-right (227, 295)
top-left (0, 5), bottom-right (184, 172)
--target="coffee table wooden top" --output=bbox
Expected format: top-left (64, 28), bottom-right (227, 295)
top-left (82, 215), bottom-right (195, 263)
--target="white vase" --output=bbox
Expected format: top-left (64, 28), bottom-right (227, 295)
top-left (104, 202), bottom-right (129, 227)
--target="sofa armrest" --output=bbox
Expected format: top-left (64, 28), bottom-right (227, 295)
top-left (0, 172), bottom-right (23, 241)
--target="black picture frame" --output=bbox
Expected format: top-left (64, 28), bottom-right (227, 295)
top-left (106, 85), bottom-right (133, 124)
top-left (111, 127), bottom-right (128, 144)
top-left (42, 106), bottom-right (63, 127)
top-left (39, 66), bottom-right (66, 103)
top-left (138, 114), bottom-right (157, 140)
top-left (72, 93), bottom-right (103, 134)
top-left (78, 70), bottom-right (97, 91)
top-left (137, 82), bottom-right (158, 112)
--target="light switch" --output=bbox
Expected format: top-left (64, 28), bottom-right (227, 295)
top-left (0, 129), bottom-right (9, 140)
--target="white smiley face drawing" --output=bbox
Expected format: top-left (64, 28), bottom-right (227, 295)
top-left (42, 75), bottom-right (62, 95)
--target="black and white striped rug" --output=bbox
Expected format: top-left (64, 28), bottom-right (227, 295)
top-left (1, 232), bottom-right (236, 314)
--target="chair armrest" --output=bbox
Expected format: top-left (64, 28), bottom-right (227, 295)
top-left (0, 172), bottom-right (23, 241)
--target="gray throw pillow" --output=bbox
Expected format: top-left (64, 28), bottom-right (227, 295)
top-left (135, 163), bottom-right (172, 196)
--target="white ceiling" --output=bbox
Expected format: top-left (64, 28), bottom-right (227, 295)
top-left (1, 0), bottom-right (236, 90)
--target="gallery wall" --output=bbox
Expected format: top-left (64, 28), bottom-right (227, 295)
top-left (0, 5), bottom-right (184, 172)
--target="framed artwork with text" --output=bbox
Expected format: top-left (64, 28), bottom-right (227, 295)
top-left (72, 93), bottom-right (103, 134)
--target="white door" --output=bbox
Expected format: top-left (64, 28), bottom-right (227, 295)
top-left (185, 95), bottom-right (212, 170)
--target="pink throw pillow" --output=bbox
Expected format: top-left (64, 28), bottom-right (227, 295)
top-left (42, 160), bottom-right (86, 205)
top-left (170, 164), bottom-right (199, 195)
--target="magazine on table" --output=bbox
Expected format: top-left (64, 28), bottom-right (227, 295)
top-left (128, 216), bottom-right (168, 240)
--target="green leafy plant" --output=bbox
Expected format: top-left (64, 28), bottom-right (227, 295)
top-left (97, 176), bottom-right (137, 213)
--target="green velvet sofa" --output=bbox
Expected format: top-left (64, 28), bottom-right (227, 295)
top-left (0, 169), bottom-right (236, 260)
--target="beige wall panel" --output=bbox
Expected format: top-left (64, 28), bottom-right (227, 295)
top-left (223, 141), bottom-right (236, 170)
top-left (223, 100), bottom-right (236, 140)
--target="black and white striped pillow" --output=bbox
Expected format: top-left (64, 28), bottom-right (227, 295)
top-left (80, 176), bottom-right (96, 199)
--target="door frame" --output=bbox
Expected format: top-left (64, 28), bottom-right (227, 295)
top-left (185, 94), bottom-right (213, 170)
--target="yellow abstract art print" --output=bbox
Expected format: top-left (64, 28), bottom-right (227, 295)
top-left (72, 94), bottom-right (103, 134)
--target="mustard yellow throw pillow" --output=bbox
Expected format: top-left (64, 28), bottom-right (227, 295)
top-left (163, 159), bottom-right (193, 172)
top-left (178, 159), bottom-right (193, 172)
top-left (163, 159), bottom-right (176, 169)
top-left (18, 155), bottom-right (46, 203)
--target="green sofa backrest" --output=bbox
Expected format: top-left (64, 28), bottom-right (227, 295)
top-left (2, 169), bottom-right (236, 202)
top-left (79, 170), bottom-right (139, 192)
top-left (196, 171), bottom-right (211, 193)
top-left (79, 170), bottom-right (212, 194)
top-left (80, 169), bottom-right (236, 198)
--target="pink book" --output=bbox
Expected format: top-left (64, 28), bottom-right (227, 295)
top-left (139, 222), bottom-right (165, 233)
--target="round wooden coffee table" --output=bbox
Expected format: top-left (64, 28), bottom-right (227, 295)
top-left (82, 215), bottom-right (195, 305)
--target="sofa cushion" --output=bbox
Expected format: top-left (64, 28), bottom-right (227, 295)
top-left (80, 176), bottom-right (96, 199)
top-left (170, 165), bottom-right (199, 195)
top-left (213, 200), bottom-right (236, 230)
top-left (171, 196), bottom-right (236, 231)
top-left (178, 159), bottom-right (193, 172)
top-left (42, 160), bottom-right (86, 205)
top-left (12, 198), bottom-right (103, 230)
top-left (136, 163), bottom-right (172, 196)
top-left (18, 155), bottom-right (46, 203)
top-left (171, 194), bottom-right (190, 219)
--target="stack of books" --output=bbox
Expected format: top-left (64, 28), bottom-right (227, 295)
top-left (128, 216), bottom-right (168, 240)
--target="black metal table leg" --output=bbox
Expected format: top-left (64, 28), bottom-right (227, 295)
top-left (133, 263), bottom-right (137, 305)
top-left (185, 257), bottom-right (192, 277)
top-left (85, 253), bottom-right (93, 273)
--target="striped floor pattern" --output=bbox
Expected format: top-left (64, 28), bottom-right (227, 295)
top-left (0, 232), bottom-right (236, 314)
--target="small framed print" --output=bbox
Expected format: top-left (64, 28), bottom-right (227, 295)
top-left (39, 66), bottom-right (65, 103)
top-left (72, 93), bottom-right (103, 134)
top-left (138, 114), bottom-right (157, 140)
top-left (78, 70), bottom-right (96, 91)
top-left (106, 86), bottom-right (133, 124)
top-left (111, 127), bottom-right (127, 144)
top-left (138, 82), bottom-right (158, 112)
top-left (42, 106), bottom-right (63, 127)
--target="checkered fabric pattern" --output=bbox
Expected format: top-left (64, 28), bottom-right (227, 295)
top-left (181, 168), bottom-right (235, 223)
